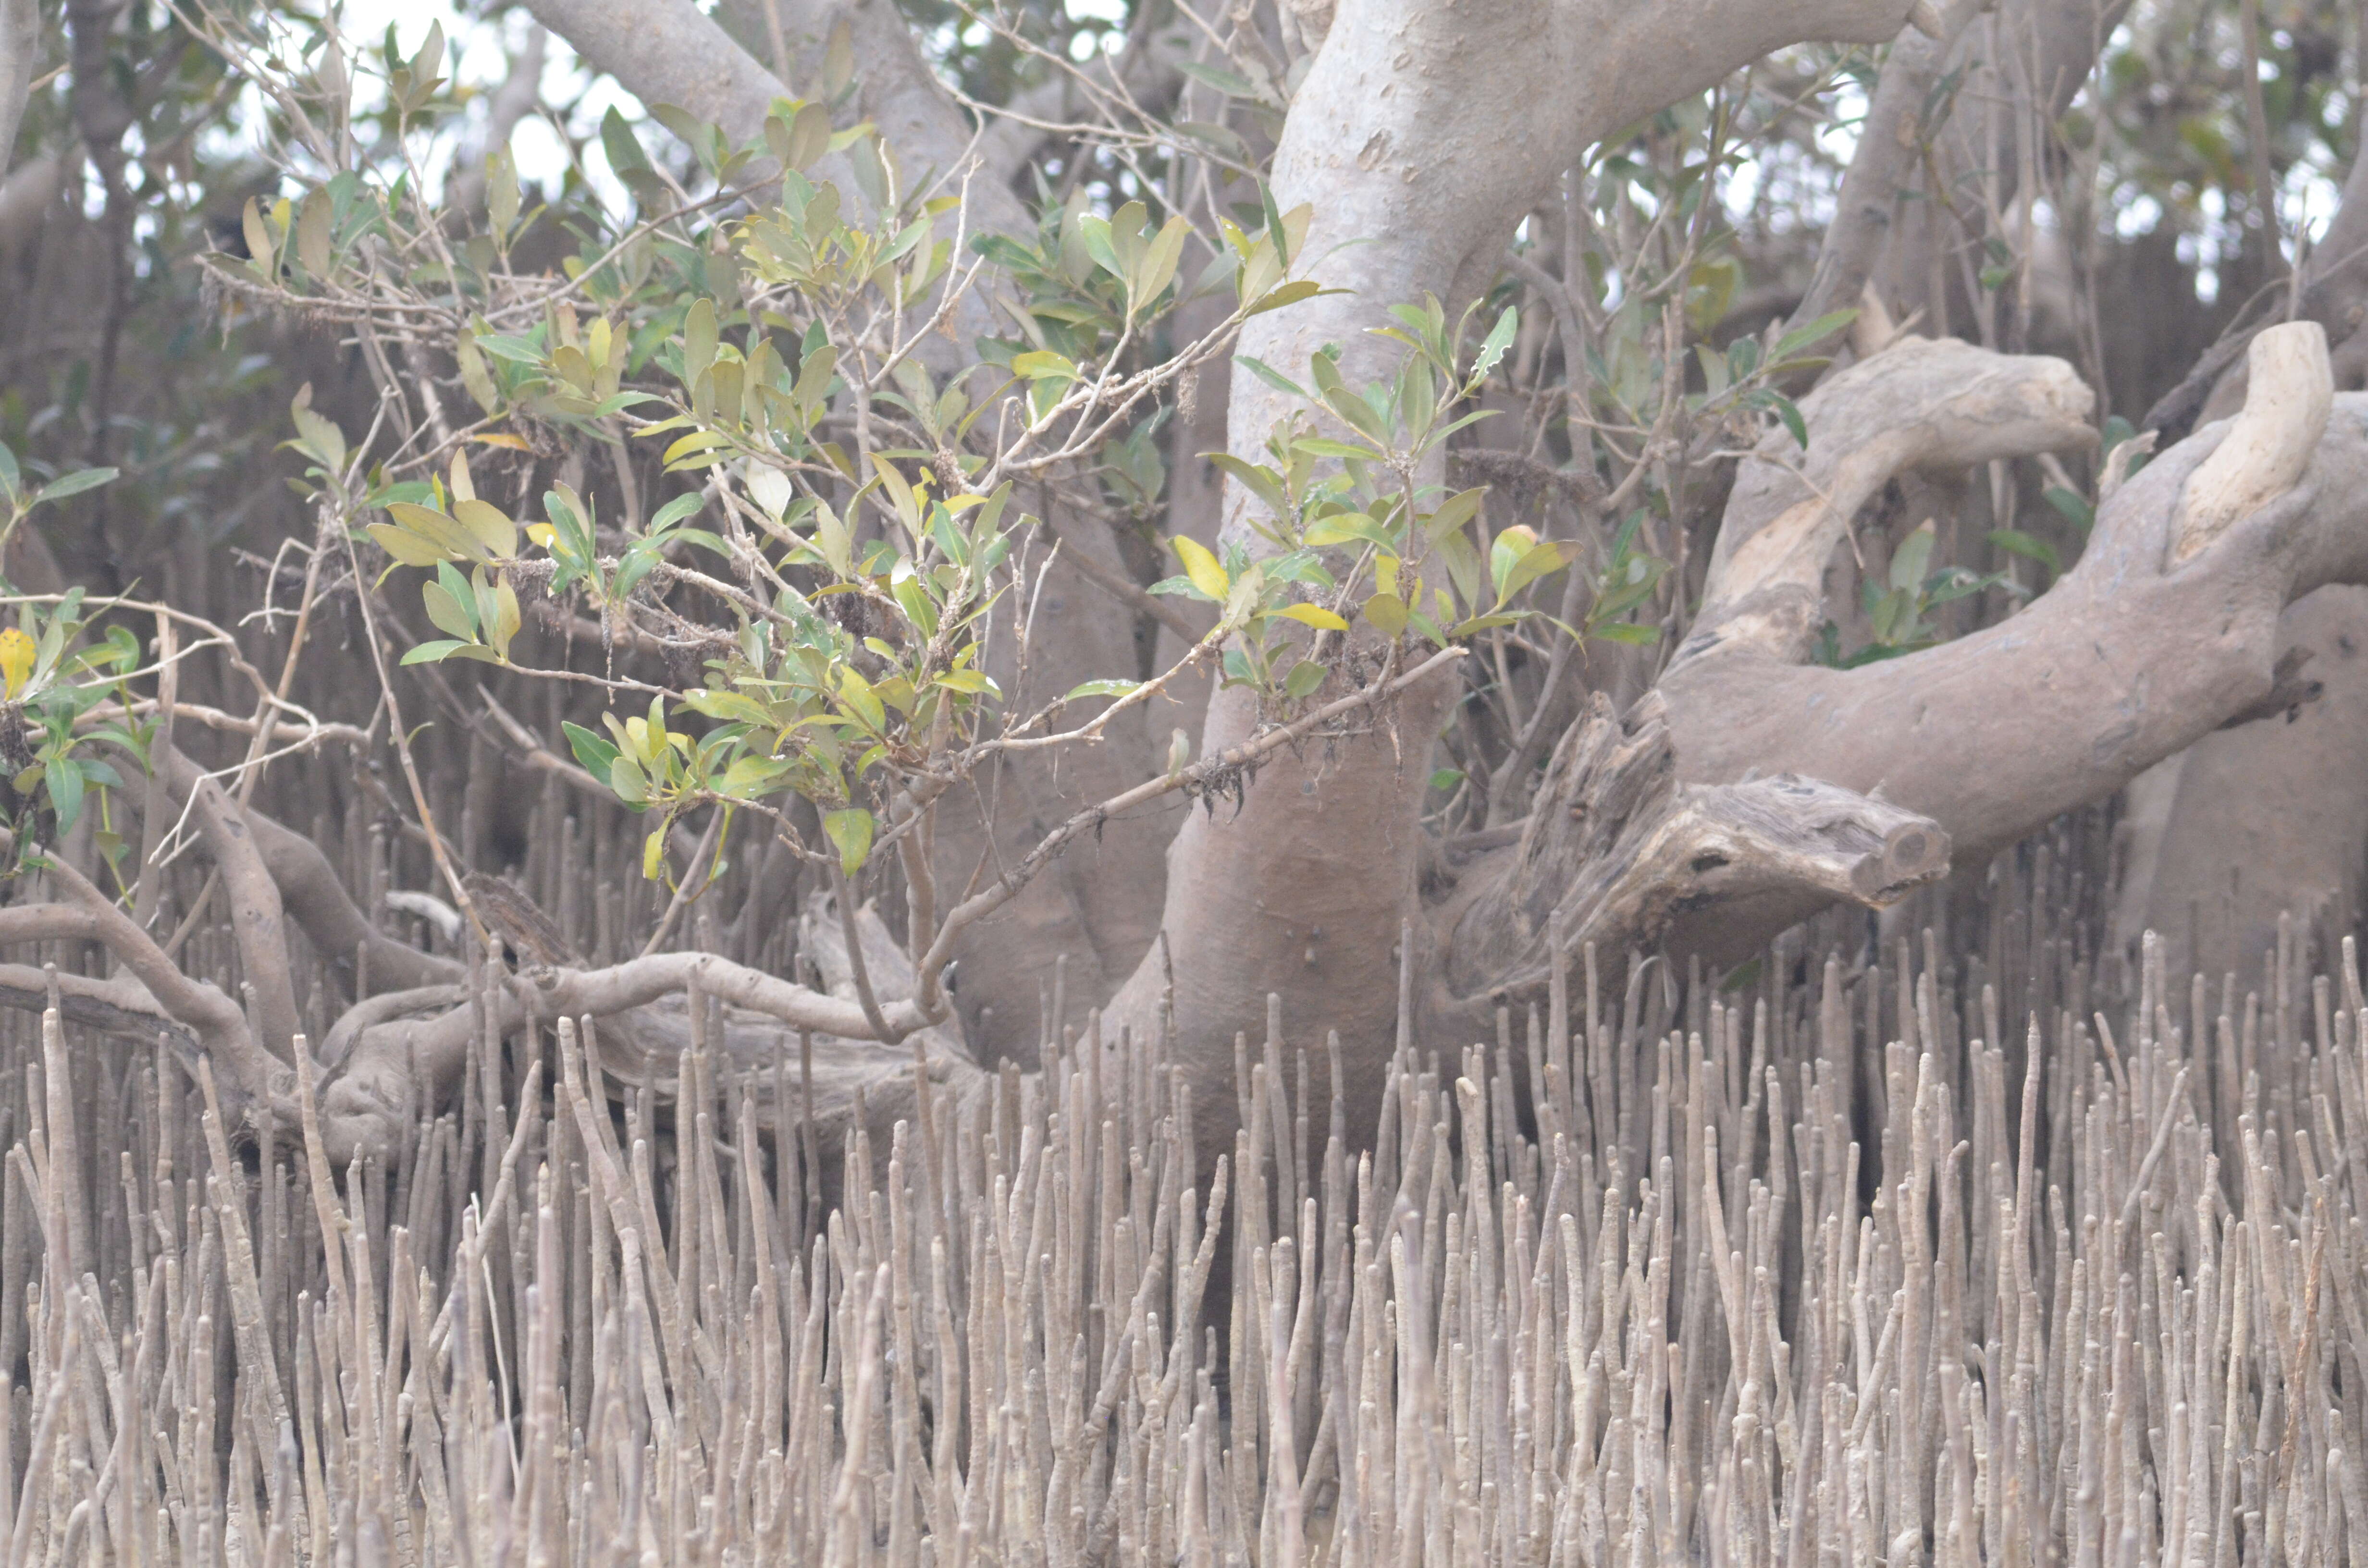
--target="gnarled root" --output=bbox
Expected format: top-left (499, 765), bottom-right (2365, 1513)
top-left (1441, 691), bottom-right (1949, 1002)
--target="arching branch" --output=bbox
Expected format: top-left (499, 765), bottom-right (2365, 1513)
top-left (1682, 335), bottom-right (2097, 667)
top-left (1653, 325), bottom-right (2368, 958)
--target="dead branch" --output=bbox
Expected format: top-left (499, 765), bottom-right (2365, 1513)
top-left (1443, 690), bottom-right (1949, 999)
top-left (1683, 335), bottom-right (2096, 666)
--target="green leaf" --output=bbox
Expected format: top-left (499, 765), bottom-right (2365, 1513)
top-left (1011, 349), bottom-right (1079, 382)
top-left (601, 106), bottom-right (651, 175)
top-left (385, 501), bottom-right (489, 562)
top-left (1232, 355), bottom-right (1309, 400)
top-left (663, 429), bottom-right (730, 465)
top-left (1064, 678), bottom-right (1144, 701)
top-left (648, 491), bottom-right (706, 532)
top-left (1470, 305), bottom-right (1518, 383)
top-left (1291, 437), bottom-right (1378, 461)
top-left (682, 688), bottom-right (777, 728)
top-left (1134, 215), bottom-right (1190, 311)
top-left (1283, 659), bottom-right (1327, 699)
top-left (1250, 279), bottom-right (1326, 319)
top-left (1987, 528), bottom-right (2060, 576)
top-left (240, 198), bottom-right (275, 276)
top-left (1493, 535), bottom-right (1571, 607)
top-left (933, 668), bottom-right (1000, 698)
top-left (814, 501), bottom-right (852, 575)
top-left (1075, 212), bottom-right (1123, 279)
top-left (487, 144), bottom-right (520, 239)
top-left (420, 576), bottom-right (478, 642)
top-left (1207, 453), bottom-right (1288, 519)
top-left (1304, 513), bottom-right (1398, 552)
top-left (473, 333), bottom-right (546, 364)
top-left (824, 807), bottom-right (874, 878)
top-left (562, 720), bottom-right (619, 779)
top-left (31, 467), bottom-right (118, 507)
top-left (399, 638), bottom-right (469, 665)
top-left (2041, 484), bottom-right (2094, 533)
top-left (1887, 524), bottom-right (1935, 592)
top-left (296, 189), bottom-right (333, 279)
top-left (823, 19), bottom-right (854, 97)
top-left (1771, 309), bottom-right (1859, 363)
top-left (1771, 393), bottom-right (1809, 450)
top-left (834, 667), bottom-right (887, 732)
top-left (607, 752), bottom-right (650, 807)
top-left (456, 336), bottom-right (500, 414)
top-left (1422, 488), bottom-right (1488, 545)
top-left (682, 296), bottom-right (718, 391)
top-left (1176, 60), bottom-right (1261, 99)
top-left (1428, 767), bottom-right (1464, 793)
top-left (46, 758), bottom-right (81, 833)
top-left (781, 101), bottom-right (832, 172)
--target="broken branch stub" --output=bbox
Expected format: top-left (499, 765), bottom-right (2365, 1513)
top-left (2172, 320), bottom-right (2333, 564)
top-left (1443, 692), bottom-right (1949, 997)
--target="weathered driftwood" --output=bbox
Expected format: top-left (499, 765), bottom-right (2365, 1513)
top-left (2170, 321), bottom-right (2332, 563)
top-left (1442, 691), bottom-right (1948, 1002)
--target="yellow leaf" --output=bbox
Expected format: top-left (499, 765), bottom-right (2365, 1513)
top-left (296, 190), bottom-right (333, 278)
top-left (664, 429), bottom-right (729, 465)
top-left (383, 502), bottom-right (486, 562)
top-left (366, 522), bottom-right (448, 568)
top-left (0, 626), bottom-right (34, 700)
top-left (240, 198), bottom-right (274, 271)
top-left (454, 498), bottom-right (517, 559)
top-left (469, 431), bottom-right (532, 451)
top-left (1170, 535), bottom-right (1229, 601)
top-left (1271, 602), bottom-right (1349, 632)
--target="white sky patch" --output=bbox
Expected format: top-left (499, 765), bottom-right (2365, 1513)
top-left (195, 1), bottom-right (648, 220)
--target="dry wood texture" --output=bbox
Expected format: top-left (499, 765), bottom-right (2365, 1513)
top-left (0, 825), bottom-right (2360, 1567)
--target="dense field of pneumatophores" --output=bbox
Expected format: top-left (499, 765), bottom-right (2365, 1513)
top-left (0, 813), bottom-right (2363, 1568)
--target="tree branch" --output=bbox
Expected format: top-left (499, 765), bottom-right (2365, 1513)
top-left (1681, 335), bottom-right (2095, 667)
top-left (1782, 0), bottom-right (1987, 354)
top-left (445, 24), bottom-right (546, 216)
top-left (1659, 326), bottom-right (2368, 959)
top-left (715, 0), bottom-right (1032, 235)
top-left (0, 962), bottom-right (197, 1054)
top-left (1443, 690), bottom-right (1949, 999)
top-left (519, 0), bottom-right (787, 148)
top-left (15, 860), bottom-right (284, 1105)
top-left (0, 0), bottom-right (37, 177)
top-left (2171, 323), bottom-right (2330, 564)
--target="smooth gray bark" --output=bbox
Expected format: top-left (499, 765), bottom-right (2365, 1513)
top-left (1110, 0), bottom-right (1931, 1128)
top-left (2108, 586), bottom-right (2368, 979)
top-left (0, 0), bottom-right (35, 177)
top-left (1660, 362), bottom-right (2368, 960)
